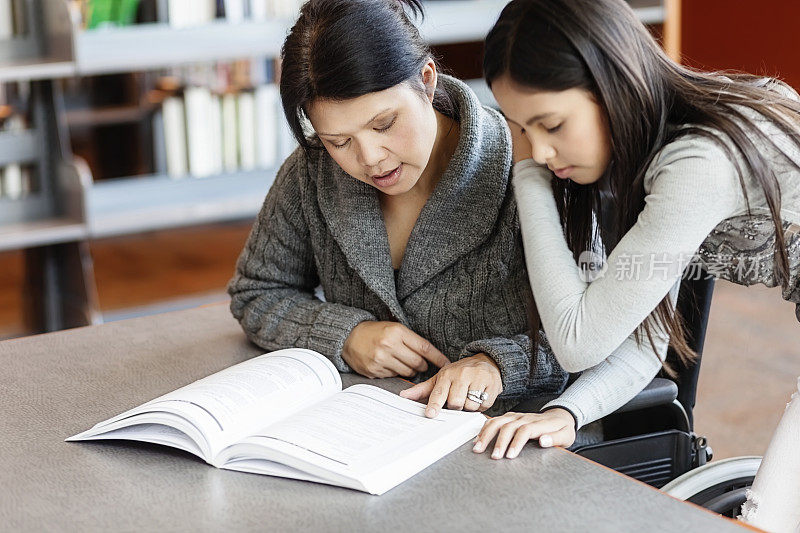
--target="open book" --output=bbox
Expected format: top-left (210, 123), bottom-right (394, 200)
top-left (67, 348), bottom-right (485, 495)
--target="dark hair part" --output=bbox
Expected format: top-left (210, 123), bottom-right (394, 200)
top-left (485, 0), bottom-right (800, 374)
top-left (280, 0), bottom-right (456, 150)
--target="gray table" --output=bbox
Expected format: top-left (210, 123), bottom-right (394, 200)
top-left (0, 303), bottom-right (745, 532)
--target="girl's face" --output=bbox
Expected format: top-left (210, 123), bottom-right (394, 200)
top-left (491, 75), bottom-right (612, 185)
top-left (306, 63), bottom-right (439, 195)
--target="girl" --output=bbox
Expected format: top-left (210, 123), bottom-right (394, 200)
top-left (474, 0), bottom-right (800, 528)
top-left (227, 0), bottom-right (569, 416)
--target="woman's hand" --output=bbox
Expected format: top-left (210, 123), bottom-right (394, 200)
top-left (399, 354), bottom-right (502, 417)
top-left (342, 321), bottom-right (450, 378)
top-left (507, 120), bottom-right (533, 164)
top-left (472, 408), bottom-right (577, 459)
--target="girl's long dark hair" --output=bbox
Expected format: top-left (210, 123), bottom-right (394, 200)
top-left (280, 0), bottom-right (455, 151)
top-left (484, 0), bottom-right (800, 373)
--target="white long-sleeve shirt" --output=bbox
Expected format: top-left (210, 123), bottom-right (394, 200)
top-left (517, 111), bottom-right (800, 428)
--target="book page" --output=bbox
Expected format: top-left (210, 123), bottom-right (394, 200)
top-left (69, 348), bottom-right (341, 458)
top-left (222, 384), bottom-right (485, 494)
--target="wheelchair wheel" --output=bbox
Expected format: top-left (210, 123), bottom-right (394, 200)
top-left (661, 456), bottom-right (762, 518)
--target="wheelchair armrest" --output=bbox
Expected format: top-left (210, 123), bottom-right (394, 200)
top-left (615, 378), bottom-right (678, 413)
top-left (511, 378), bottom-right (678, 416)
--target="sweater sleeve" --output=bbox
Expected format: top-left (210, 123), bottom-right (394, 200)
top-left (541, 281), bottom-right (679, 429)
top-left (513, 137), bottom-right (739, 372)
top-left (458, 333), bottom-right (568, 399)
top-left (227, 151), bottom-right (375, 372)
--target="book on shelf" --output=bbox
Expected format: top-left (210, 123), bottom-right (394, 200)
top-left (161, 95), bottom-right (188, 177)
top-left (223, 0), bottom-right (246, 23)
top-left (0, 82), bottom-right (27, 200)
top-left (0, 0), bottom-right (27, 38)
top-left (67, 348), bottom-right (485, 495)
top-left (236, 89), bottom-right (256, 171)
top-left (86, 0), bottom-right (143, 29)
top-left (163, 0), bottom-right (304, 27)
top-left (184, 85), bottom-right (217, 177)
top-left (168, 0), bottom-right (217, 28)
top-left (254, 83), bottom-right (279, 169)
top-left (152, 60), bottom-right (287, 180)
top-left (221, 92), bottom-right (238, 171)
top-left (0, 0), bottom-right (13, 39)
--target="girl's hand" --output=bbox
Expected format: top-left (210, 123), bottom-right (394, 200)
top-left (507, 120), bottom-right (533, 164)
top-left (472, 408), bottom-right (577, 459)
top-left (342, 321), bottom-right (450, 378)
top-left (399, 354), bottom-right (502, 416)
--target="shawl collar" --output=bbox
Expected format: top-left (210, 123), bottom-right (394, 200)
top-left (397, 76), bottom-right (512, 298)
top-left (315, 75), bottom-right (512, 316)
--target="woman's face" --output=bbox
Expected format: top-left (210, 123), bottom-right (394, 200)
top-left (491, 75), bottom-right (612, 185)
top-left (306, 64), bottom-right (439, 195)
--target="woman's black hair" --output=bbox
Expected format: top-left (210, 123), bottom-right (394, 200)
top-left (280, 0), bottom-right (455, 150)
top-left (484, 0), bottom-right (800, 372)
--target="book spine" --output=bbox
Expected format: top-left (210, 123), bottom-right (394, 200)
top-left (209, 93), bottom-right (223, 175)
top-left (2, 165), bottom-right (24, 199)
top-left (185, 85), bottom-right (215, 178)
top-left (224, 0), bottom-right (245, 23)
top-left (0, 0), bottom-right (14, 38)
top-left (11, 0), bottom-right (26, 35)
top-left (118, 0), bottom-right (143, 26)
top-left (221, 93), bottom-right (239, 172)
top-left (155, 0), bottom-right (170, 23)
top-left (237, 91), bottom-right (256, 171)
top-left (254, 83), bottom-right (278, 169)
top-left (88, 0), bottom-right (116, 30)
top-left (151, 107), bottom-right (168, 175)
top-left (249, 0), bottom-right (268, 21)
top-left (168, 0), bottom-right (194, 28)
top-left (203, 0), bottom-right (217, 24)
top-left (1, 114), bottom-right (25, 199)
top-left (162, 96), bottom-right (189, 178)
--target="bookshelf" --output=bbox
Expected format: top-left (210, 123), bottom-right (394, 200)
top-left (75, 19), bottom-right (288, 76)
top-left (0, 0), bottom-right (667, 334)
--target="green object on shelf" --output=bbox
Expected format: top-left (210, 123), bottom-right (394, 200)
top-left (87, 0), bottom-right (142, 29)
top-left (116, 0), bottom-right (142, 26)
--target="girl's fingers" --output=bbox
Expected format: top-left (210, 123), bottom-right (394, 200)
top-left (539, 425), bottom-right (577, 449)
top-left (474, 413), bottom-right (575, 458)
top-left (505, 424), bottom-right (541, 459)
top-left (473, 414), bottom-right (520, 453)
top-left (490, 419), bottom-right (529, 459)
top-left (506, 421), bottom-right (575, 458)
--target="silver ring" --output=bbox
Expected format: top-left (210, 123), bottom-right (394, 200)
top-left (467, 389), bottom-right (489, 404)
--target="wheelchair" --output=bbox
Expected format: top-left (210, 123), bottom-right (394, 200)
top-left (513, 274), bottom-right (761, 518)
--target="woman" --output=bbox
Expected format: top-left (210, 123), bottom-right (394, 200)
top-left (474, 0), bottom-right (800, 528)
top-left (227, 0), bottom-right (569, 416)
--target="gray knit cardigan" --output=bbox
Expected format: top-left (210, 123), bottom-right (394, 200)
top-left (227, 75), bottom-right (568, 408)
